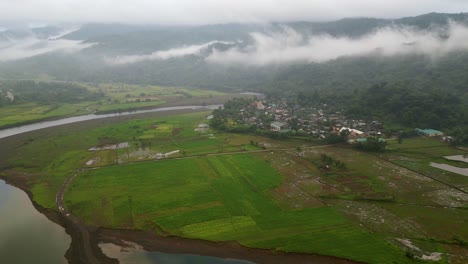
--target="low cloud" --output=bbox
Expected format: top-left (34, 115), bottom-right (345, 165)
top-left (206, 22), bottom-right (468, 66)
top-left (105, 41), bottom-right (235, 65)
top-left (0, 33), bottom-right (93, 62)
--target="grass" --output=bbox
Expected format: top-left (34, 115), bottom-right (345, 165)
top-left (0, 102), bottom-right (93, 128)
top-left (380, 203), bottom-right (468, 241)
top-left (387, 137), bottom-right (449, 150)
top-left (386, 137), bottom-right (468, 187)
top-left (84, 83), bottom-right (226, 101)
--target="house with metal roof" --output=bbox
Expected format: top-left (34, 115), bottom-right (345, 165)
top-left (415, 128), bottom-right (444, 137)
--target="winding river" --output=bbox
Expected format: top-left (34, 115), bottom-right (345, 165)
top-left (0, 105), bottom-right (253, 264)
top-left (0, 105), bottom-right (221, 139)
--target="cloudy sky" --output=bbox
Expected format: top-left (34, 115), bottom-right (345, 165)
top-left (1, 0), bottom-right (468, 25)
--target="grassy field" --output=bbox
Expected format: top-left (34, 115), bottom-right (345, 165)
top-left (3, 111), bottom-right (267, 210)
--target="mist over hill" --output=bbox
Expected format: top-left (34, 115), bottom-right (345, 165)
top-left (1, 12), bottom-right (468, 96)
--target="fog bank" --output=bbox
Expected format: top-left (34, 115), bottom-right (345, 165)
top-left (207, 22), bottom-right (468, 65)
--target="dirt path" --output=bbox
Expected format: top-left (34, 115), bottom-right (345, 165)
top-left (56, 170), bottom-right (117, 264)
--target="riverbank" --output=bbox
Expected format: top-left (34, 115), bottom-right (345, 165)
top-left (96, 228), bottom-right (362, 264)
top-left (1, 172), bottom-right (361, 264)
top-left (0, 172), bottom-right (117, 264)
top-left (0, 92), bottom-right (250, 131)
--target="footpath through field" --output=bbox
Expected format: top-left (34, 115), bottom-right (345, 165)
top-left (56, 170), bottom-right (117, 264)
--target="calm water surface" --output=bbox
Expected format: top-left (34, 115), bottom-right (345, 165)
top-left (0, 180), bottom-right (70, 263)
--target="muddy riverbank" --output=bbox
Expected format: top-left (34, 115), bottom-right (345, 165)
top-left (96, 228), bottom-right (362, 264)
top-left (3, 172), bottom-right (361, 264)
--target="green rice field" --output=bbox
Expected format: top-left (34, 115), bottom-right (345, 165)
top-left (64, 154), bottom-right (410, 264)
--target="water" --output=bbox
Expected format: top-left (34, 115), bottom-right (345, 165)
top-left (0, 180), bottom-right (71, 263)
top-left (100, 243), bottom-right (253, 264)
top-left (444, 155), bottom-right (468, 164)
top-left (430, 162), bottom-right (468, 176)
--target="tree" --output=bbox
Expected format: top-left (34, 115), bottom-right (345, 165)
top-left (355, 137), bottom-right (387, 152)
top-left (296, 146), bottom-right (302, 154)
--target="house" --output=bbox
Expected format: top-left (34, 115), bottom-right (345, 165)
top-left (339, 127), bottom-right (364, 138)
top-left (270, 121), bottom-right (288, 132)
top-left (255, 101), bottom-right (266, 110)
top-left (441, 136), bottom-right (454, 143)
top-left (195, 123), bottom-right (210, 133)
top-left (415, 128), bottom-right (444, 137)
top-left (356, 137), bottom-right (386, 143)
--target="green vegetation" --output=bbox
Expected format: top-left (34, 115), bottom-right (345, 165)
top-left (354, 137), bottom-right (387, 152)
top-left (2, 111), bottom-right (270, 210)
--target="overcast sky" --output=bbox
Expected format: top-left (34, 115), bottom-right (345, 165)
top-left (1, 0), bottom-right (468, 26)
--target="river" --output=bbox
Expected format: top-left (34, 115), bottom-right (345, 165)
top-left (0, 105), bottom-right (221, 139)
top-left (0, 105), bottom-right (254, 264)
top-left (0, 179), bottom-right (70, 264)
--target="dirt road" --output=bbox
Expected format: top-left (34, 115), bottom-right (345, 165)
top-left (56, 170), bottom-right (117, 264)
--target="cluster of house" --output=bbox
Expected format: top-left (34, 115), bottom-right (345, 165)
top-left (235, 99), bottom-right (451, 143)
top-left (238, 99), bottom-right (384, 140)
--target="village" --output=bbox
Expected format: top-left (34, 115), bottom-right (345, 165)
top-left (233, 98), bottom-right (447, 143)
